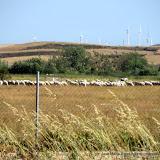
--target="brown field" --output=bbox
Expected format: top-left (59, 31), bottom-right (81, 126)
top-left (0, 42), bottom-right (160, 65)
top-left (3, 55), bottom-right (52, 65)
top-left (0, 85), bottom-right (160, 134)
top-left (145, 54), bottom-right (160, 65)
top-left (0, 85), bottom-right (160, 159)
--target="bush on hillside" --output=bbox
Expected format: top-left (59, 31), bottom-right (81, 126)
top-left (118, 53), bottom-right (159, 76)
top-left (9, 57), bottom-right (46, 74)
top-left (8, 49), bottom-right (159, 76)
top-left (0, 60), bottom-right (10, 80)
top-left (62, 46), bottom-right (90, 73)
top-left (43, 58), bottom-right (58, 74)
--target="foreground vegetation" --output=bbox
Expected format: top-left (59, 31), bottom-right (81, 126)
top-left (1, 105), bottom-right (160, 159)
top-left (0, 86), bottom-right (160, 159)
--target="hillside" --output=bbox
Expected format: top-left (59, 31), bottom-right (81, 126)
top-left (0, 41), bottom-right (160, 65)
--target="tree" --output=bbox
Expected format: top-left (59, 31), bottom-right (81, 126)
top-left (62, 47), bottom-right (90, 73)
top-left (9, 57), bottom-right (46, 74)
top-left (55, 57), bottom-right (70, 73)
top-left (44, 57), bottom-right (58, 74)
top-left (118, 53), bottom-right (158, 75)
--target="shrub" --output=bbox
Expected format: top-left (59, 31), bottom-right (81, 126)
top-left (8, 51), bottom-right (159, 76)
top-left (118, 53), bottom-right (158, 76)
top-left (9, 58), bottom-right (46, 74)
top-left (43, 58), bottom-right (58, 74)
top-left (62, 46), bottom-right (90, 73)
top-left (0, 59), bottom-right (10, 80)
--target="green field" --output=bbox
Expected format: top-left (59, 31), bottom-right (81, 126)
top-left (10, 73), bottom-right (160, 81)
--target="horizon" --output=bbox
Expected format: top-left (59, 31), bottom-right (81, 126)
top-left (0, 0), bottom-right (160, 46)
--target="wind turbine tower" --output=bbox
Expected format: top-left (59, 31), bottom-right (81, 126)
top-left (150, 37), bottom-right (153, 46)
top-left (146, 32), bottom-right (150, 46)
top-left (98, 38), bottom-right (102, 45)
top-left (85, 36), bottom-right (88, 43)
top-left (126, 28), bottom-right (130, 46)
top-left (138, 25), bottom-right (142, 46)
top-left (146, 37), bottom-right (149, 46)
top-left (32, 34), bottom-right (37, 42)
top-left (80, 34), bottom-right (84, 44)
top-left (147, 32), bottom-right (153, 46)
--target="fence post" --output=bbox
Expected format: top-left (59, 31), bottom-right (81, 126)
top-left (35, 71), bottom-right (40, 152)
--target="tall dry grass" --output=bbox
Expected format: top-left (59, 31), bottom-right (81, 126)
top-left (0, 88), bottom-right (160, 159)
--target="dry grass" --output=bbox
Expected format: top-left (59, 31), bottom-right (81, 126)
top-left (3, 55), bottom-right (51, 65)
top-left (145, 54), bottom-right (160, 65)
top-left (0, 86), bottom-right (159, 132)
top-left (0, 85), bottom-right (160, 159)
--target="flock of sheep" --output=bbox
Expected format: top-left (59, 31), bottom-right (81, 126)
top-left (0, 78), bottom-right (160, 87)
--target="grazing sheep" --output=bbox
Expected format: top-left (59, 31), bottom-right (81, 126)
top-left (1, 78), bottom-right (159, 87)
top-left (3, 80), bottom-right (8, 85)
top-left (19, 80), bottom-right (26, 85)
top-left (53, 80), bottom-right (62, 86)
top-left (79, 80), bottom-right (90, 87)
top-left (151, 81), bottom-right (160, 86)
top-left (24, 80), bottom-right (35, 86)
top-left (134, 81), bottom-right (145, 86)
top-left (8, 80), bottom-right (16, 85)
top-left (104, 81), bottom-right (112, 86)
top-left (70, 81), bottom-right (79, 86)
top-left (0, 80), bottom-right (3, 85)
top-left (111, 81), bottom-right (126, 87)
top-left (39, 81), bottom-right (46, 86)
top-left (61, 81), bottom-right (68, 86)
top-left (49, 81), bottom-right (54, 85)
top-left (45, 81), bottom-right (50, 85)
top-left (144, 81), bottom-right (153, 86)
top-left (126, 81), bottom-right (134, 86)
top-left (90, 81), bottom-right (102, 86)
top-left (15, 80), bottom-right (20, 85)
top-left (121, 78), bottom-right (128, 81)
top-left (66, 80), bottom-right (79, 86)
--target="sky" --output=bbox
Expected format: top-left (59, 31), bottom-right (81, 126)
top-left (0, 0), bottom-right (160, 46)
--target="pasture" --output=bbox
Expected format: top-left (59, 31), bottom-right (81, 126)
top-left (0, 85), bottom-right (160, 133)
top-left (0, 85), bottom-right (160, 159)
top-left (10, 73), bottom-right (160, 81)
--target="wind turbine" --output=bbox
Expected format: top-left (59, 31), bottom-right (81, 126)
top-left (146, 32), bottom-right (150, 46)
top-left (85, 36), bottom-right (88, 43)
top-left (32, 35), bottom-right (37, 42)
top-left (126, 27), bottom-right (130, 46)
top-left (80, 34), bottom-right (84, 44)
top-left (98, 38), bottom-right (102, 45)
top-left (123, 39), bottom-right (125, 46)
top-left (150, 37), bottom-right (153, 46)
top-left (146, 37), bottom-right (149, 46)
top-left (147, 32), bottom-right (153, 46)
top-left (138, 25), bottom-right (142, 46)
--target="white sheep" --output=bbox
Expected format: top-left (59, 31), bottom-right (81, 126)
top-left (126, 81), bottom-right (134, 86)
top-left (79, 80), bottom-right (90, 87)
top-left (144, 81), bottom-right (153, 86)
top-left (0, 80), bottom-right (3, 85)
top-left (3, 80), bottom-right (8, 85)
top-left (120, 78), bottom-right (128, 81)
top-left (134, 81), bottom-right (145, 86)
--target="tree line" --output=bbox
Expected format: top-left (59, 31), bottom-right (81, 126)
top-left (0, 46), bottom-right (159, 80)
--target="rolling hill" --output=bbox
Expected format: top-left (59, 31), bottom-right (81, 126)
top-left (0, 41), bottom-right (160, 65)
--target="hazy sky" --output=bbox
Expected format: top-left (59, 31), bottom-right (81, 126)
top-left (0, 0), bottom-right (160, 45)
